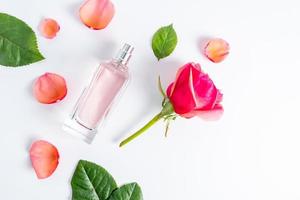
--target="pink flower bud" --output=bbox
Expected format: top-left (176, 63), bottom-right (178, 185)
top-left (29, 140), bottom-right (59, 179)
top-left (33, 73), bottom-right (67, 104)
top-left (204, 38), bottom-right (229, 63)
top-left (79, 0), bottom-right (115, 30)
top-left (39, 18), bottom-right (60, 39)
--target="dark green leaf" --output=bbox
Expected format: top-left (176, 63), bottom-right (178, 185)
top-left (0, 13), bottom-right (44, 67)
top-left (71, 160), bottom-right (118, 200)
top-left (151, 24), bottom-right (178, 60)
top-left (108, 183), bottom-right (143, 200)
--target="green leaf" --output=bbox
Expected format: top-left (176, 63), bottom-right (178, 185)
top-left (108, 183), bottom-right (143, 200)
top-left (71, 160), bottom-right (118, 200)
top-left (0, 13), bottom-right (44, 67)
top-left (151, 24), bottom-right (178, 60)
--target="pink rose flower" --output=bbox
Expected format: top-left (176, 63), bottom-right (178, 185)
top-left (120, 62), bottom-right (224, 147)
top-left (167, 62), bottom-right (223, 120)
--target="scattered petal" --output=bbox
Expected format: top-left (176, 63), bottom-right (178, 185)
top-left (204, 38), bottom-right (229, 63)
top-left (79, 0), bottom-right (115, 30)
top-left (33, 72), bottom-right (67, 104)
top-left (39, 18), bottom-right (60, 39)
top-left (29, 140), bottom-right (59, 179)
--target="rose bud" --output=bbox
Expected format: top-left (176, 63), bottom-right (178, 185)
top-left (33, 72), bottom-right (67, 104)
top-left (29, 140), bottom-right (59, 179)
top-left (204, 38), bottom-right (229, 63)
top-left (39, 18), bottom-right (60, 39)
top-left (79, 0), bottom-right (115, 30)
top-left (167, 62), bottom-right (223, 120)
top-left (119, 62), bottom-right (224, 147)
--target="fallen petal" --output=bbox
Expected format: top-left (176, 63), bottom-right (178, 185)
top-left (33, 72), bottom-right (67, 104)
top-left (79, 0), bottom-right (115, 30)
top-left (204, 38), bottom-right (229, 63)
top-left (40, 18), bottom-right (60, 39)
top-left (29, 140), bottom-right (59, 179)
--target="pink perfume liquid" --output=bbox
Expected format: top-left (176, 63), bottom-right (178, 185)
top-left (77, 62), bottom-right (128, 128)
top-left (63, 44), bottom-right (133, 143)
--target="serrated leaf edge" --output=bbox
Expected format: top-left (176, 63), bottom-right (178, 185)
top-left (0, 13), bottom-right (45, 67)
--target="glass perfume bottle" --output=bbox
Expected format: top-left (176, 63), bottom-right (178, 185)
top-left (63, 43), bottom-right (134, 143)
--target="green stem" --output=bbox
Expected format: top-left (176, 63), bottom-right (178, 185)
top-left (119, 101), bottom-right (174, 147)
top-left (119, 113), bottom-right (162, 147)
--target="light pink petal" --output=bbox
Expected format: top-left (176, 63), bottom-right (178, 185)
top-left (79, 0), bottom-right (115, 30)
top-left (33, 72), bottom-right (67, 104)
top-left (39, 18), bottom-right (60, 39)
top-left (196, 104), bottom-right (224, 121)
top-left (29, 140), bottom-right (59, 179)
top-left (204, 38), bottom-right (230, 63)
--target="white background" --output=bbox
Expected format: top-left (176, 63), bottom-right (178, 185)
top-left (1, 0), bottom-right (300, 199)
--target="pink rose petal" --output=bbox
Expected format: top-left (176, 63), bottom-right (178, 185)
top-left (79, 0), bottom-right (115, 30)
top-left (167, 63), bottom-right (196, 114)
top-left (180, 104), bottom-right (224, 120)
top-left (40, 18), bottom-right (60, 39)
top-left (33, 72), bottom-right (67, 104)
top-left (204, 38), bottom-right (229, 63)
top-left (195, 104), bottom-right (224, 120)
top-left (29, 140), bottom-right (59, 179)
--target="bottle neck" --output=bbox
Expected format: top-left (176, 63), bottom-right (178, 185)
top-left (113, 44), bottom-right (134, 66)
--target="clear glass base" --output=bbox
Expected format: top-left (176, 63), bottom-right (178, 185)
top-left (62, 118), bottom-right (97, 144)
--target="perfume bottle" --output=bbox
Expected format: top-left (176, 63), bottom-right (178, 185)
top-left (63, 43), bottom-right (134, 143)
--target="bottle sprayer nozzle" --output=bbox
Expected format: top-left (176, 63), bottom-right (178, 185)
top-left (114, 43), bottom-right (134, 65)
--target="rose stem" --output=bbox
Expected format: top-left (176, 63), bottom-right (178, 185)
top-left (119, 113), bottom-right (161, 147)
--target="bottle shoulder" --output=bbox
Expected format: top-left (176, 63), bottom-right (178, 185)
top-left (99, 61), bottom-right (129, 77)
